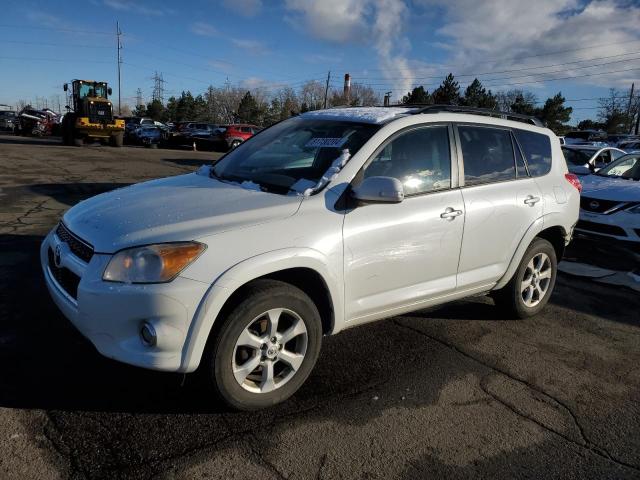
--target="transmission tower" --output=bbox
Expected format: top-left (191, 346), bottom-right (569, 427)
top-left (135, 88), bottom-right (143, 107)
top-left (151, 72), bottom-right (166, 104)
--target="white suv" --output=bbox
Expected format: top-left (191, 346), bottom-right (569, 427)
top-left (41, 106), bottom-right (580, 410)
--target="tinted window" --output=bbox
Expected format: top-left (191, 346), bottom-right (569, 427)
top-left (459, 126), bottom-right (515, 186)
top-left (562, 147), bottom-right (593, 166)
top-left (241, 127), bottom-right (252, 133)
top-left (514, 130), bottom-right (552, 177)
top-left (364, 126), bottom-right (451, 195)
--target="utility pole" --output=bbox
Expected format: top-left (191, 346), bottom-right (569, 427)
top-left (627, 82), bottom-right (635, 133)
top-left (323, 71), bottom-right (331, 109)
top-left (384, 91), bottom-right (392, 106)
top-left (116, 21), bottom-right (123, 116)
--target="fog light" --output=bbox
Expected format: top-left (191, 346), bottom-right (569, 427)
top-left (140, 322), bottom-right (157, 347)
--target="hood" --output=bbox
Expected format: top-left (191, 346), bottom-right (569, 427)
top-left (63, 171), bottom-right (302, 252)
top-left (580, 174), bottom-right (640, 202)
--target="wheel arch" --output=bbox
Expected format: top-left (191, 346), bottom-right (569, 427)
top-left (494, 218), bottom-right (567, 290)
top-left (180, 249), bottom-right (342, 372)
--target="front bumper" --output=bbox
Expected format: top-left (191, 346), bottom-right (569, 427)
top-left (40, 229), bottom-right (210, 372)
top-left (577, 210), bottom-right (640, 245)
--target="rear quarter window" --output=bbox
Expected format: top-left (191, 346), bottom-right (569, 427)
top-left (514, 130), bottom-right (552, 177)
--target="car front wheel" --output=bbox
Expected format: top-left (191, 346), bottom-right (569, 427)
top-left (202, 279), bottom-right (322, 410)
top-left (493, 237), bottom-right (557, 318)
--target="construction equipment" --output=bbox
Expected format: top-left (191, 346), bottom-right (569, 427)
top-left (61, 80), bottom-right (124, 147)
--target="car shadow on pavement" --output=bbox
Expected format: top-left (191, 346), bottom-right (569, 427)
top-left (28, 183), bottom-right (132, 207)
top-left (0, 135), bottom-right (61, 146)
top-left (161, 157), bottom-right (216, 168)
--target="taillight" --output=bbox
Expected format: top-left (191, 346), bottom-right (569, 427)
top-left (565, 173), bottom-right (582, 193)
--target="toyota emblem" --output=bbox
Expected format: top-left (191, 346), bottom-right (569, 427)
top-left (54, 244), bottom-right (62, 268)
top-left (589, 200), bottom-right (600, 210)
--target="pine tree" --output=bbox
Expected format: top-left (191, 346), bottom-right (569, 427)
top-left (431, 74), bottom-right (461, 105)
top-left (538, 92), bottom-right (572, 133)
top-left (462, 79), bottom-right (497, 109)
top-left (237, 91), bottom-right (259, 124)
top-left (402, 86), bottom-right (431, 104)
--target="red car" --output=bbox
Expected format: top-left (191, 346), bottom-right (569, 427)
top-left (220, 124), bottom-right (260, 149)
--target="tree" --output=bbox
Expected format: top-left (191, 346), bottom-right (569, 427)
top-left (237, 91), bottom-right (261, 124)
top-left (402, 86), bottom-right (431, 104)
top-left (537, 92), bottom-right (572, 133)
top-left (577, 119), bottom-right (602, 130)
top-left (495, 89), bottom-right (537, 112)
top-left (349, 83), bottom-right (379, 106)
top-left (132, 104), bottom-right (146, 117)
top-left (510, 94), bottom-right (537, 116)
top-left (598, 88), bottom-right (633, 133)
top-left (300, 80), bottom-right (326, 111)
top-left (462, 78), bottom-right (497, 109)
top-left (145, 99), bottom-right (165, 121)
top-left (431, 73), bottom-right (461, 105)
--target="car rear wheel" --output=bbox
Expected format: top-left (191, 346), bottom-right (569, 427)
top-left (202, 279), bottom-right (322, 410)
top-left (230, 139), bottom-right (242, 149)
top-left (493, 237), bottom-right (557, 318)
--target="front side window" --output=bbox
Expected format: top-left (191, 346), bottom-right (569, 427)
top-left (514, 129), bottom-right (552, 177)
top-left (363, 126), bottom-right (451, 195)
top-left (459, 126), bottom-right (515, 186)
top-left (212, 117), bottom-right (379, 194)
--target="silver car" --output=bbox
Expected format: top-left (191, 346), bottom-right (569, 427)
top-left (561, 145), bottom-right (626, 175)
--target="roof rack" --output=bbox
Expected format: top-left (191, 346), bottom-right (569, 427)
top-left (402, 104), bottom-right (544, 127)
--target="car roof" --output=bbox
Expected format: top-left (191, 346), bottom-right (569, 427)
top-left (562, 145), bottom-right (602, 151)
top-left (299, 106), bottom-right (551, 134)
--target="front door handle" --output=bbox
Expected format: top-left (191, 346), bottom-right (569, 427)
top-left (440, 207), bottom-right (463, 220)
top-left (524, 195), bottom-right (541, 206)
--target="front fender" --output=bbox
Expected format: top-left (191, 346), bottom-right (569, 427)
top-left (179, 247), bottom-right (343, 372)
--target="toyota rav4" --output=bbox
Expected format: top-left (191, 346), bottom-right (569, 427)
top-left (42, 106), bottom-right (580, 410)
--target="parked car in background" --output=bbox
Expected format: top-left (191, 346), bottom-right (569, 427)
top-left (0, 111), bottom-right (17, 131)
top-left (577, 153), bottom-right (640, 248)
top-left (561, 145), bottom-right (626, 174)
top-left (41, 105), bottom-right (579, 410)
top-left (564, 129), bottom-right (608, 145)
top-left (124, 117), bottom-right (154, 142)
top-left (608, 134), bottom-right (639, 147)
top-left (132, 126), bottom-right (163, 147)
top-left (617, 140), bottom-right (640, 152)
top-left (221, 124), bottom-right (261, 149)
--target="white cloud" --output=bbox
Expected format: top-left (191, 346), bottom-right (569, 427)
top-left (222, 0), bottom-right (262, 17)
top-left (231, 38), bottom-right (269, 55)
top-left (103, 0), bottom-right (173, 16)
top-left (284, 0), bottom-right (414, 98)
top-left (416, 0), bottom-right (640, 89)
top-left (284, 0), bottom-right (370, 43)
top-left (191, 22), bottom-right (219, 37)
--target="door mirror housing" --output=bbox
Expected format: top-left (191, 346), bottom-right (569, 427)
top-left (351, 176), bottom-right (404, 204)
top-left (107, 87), bottom-right (113, 96)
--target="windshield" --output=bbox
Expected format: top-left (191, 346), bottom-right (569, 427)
top-left (211, 117), bottom-right (380, 194)
top-left (562, 147), bottom-right (593, 166)
top-left (78, 82), bottom-right (107, 98)
top-left (596, 154), bottom-right (640, 180)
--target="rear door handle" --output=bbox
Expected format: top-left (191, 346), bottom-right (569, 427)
top-left (524, 195), bottom-right (541, 206)
top-left (440, 207), bottom-right (463, 220)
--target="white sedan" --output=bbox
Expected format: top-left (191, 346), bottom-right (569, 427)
top-left (577, 153), bottom-right (640, 245)
top-left (562, 145), bottom-right (626, 175)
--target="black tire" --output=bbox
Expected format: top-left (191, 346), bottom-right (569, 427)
top-left (73, 136), bottom-right (83, 147)
top-left (110, 132), bottom-right (124, 147)
top-left (492, 237), bottom-right (557, 319)
top-left (202, 279), bottom-right (323, 410)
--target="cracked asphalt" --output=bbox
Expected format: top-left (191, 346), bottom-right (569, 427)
top-left (1, 133), bottom-right (639, 480)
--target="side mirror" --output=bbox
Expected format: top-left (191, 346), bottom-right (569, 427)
top-left (351, 176), bottom-right (404, 204)
top-left (63, 84), bottom-right (68, 92)
top-left (107, 87), bottom-right (113, 96)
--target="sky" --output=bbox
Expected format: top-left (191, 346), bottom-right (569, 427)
top-left (1, 0), bottom-right (640, 123)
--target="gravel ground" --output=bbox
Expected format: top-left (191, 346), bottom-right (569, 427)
top-left (1, 133), bottom-right (639, 480)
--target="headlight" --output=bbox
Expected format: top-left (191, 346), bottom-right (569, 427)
top-left (103, 242), bottom-right (206, 283)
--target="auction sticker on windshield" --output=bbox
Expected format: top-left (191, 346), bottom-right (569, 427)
top-left (305, 137), bottom-right (348, 148)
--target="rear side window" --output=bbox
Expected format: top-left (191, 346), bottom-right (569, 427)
top-left (241, 127), bottom-right (252, 133)
top-left (514, 130), bottom-right (552, 177)
top-left (459, 126), bottom-right (515, 186)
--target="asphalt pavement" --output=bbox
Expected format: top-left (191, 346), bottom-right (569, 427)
top-left (1, 134), bottom-right (639, 479)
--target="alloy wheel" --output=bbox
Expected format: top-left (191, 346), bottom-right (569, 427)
top-left (521, 252), bottom-right (552, 308)
top-left (232, 308), bottom-right (308, 393)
